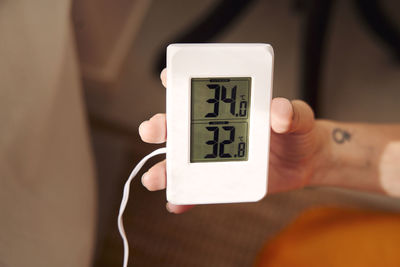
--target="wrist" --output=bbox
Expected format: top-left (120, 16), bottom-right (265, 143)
top-left (307, 120), bottom-right (385, 194)
top-left (308, 120), bottom-right (336, 187)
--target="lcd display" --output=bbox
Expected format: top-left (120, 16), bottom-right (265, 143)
top-left (190, 77), bottom-right (251, 162)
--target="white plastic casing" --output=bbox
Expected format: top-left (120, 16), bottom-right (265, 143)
top-left (166, 43), bottom-right (274, 205)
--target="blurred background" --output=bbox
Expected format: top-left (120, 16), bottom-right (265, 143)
top-left (1, 0), bottom-right (400, 266)
top-left (80, 0), bottom-right (400, 266)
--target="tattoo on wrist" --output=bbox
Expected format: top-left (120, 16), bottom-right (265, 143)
top-left (332, 128), bottom-right (351, 144)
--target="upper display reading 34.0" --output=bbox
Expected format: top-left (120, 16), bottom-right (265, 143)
top-left (191, 78), bottom-right (251, 121)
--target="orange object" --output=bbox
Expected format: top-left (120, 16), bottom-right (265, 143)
top-left (255, 207), bottom-right (400, 267)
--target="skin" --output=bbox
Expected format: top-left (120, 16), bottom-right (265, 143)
top-left (139, 69), bottom-right (400, 213)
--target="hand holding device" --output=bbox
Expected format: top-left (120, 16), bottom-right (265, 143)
top-left (141, 64), bottom-right (319, 213)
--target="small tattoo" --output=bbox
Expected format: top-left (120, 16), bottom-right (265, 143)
top-left (332, 128), bottom-right (351, 144)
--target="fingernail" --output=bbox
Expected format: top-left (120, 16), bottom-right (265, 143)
top-left (166, 203), bottom-right (173, 213)
top-left (138, 121), bottom-right (147, 133)
top-left (138, 122), bottom-right (144, 135)
top-left (141, 172), bottom-right (148, 184)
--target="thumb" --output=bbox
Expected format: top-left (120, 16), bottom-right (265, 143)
top-left (271, 98), bottom-right (315, 134)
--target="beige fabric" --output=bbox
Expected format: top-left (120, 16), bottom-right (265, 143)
top-left (0, 1), bottom-right (96, 266)
top-left (72, 0), bottom-right (151, 85)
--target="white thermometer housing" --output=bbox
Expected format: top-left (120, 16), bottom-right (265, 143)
top-left (166, 43), bottom-right (273, 205)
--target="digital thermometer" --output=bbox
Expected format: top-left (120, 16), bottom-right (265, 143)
top-left (166, 43), bottom-right (274, 205)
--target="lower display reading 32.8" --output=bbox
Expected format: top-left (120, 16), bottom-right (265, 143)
top-left (190, 77), bottom-right (251, 162)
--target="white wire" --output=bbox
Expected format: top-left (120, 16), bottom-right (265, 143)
top-left (117, 147), bottom-right (167, 267)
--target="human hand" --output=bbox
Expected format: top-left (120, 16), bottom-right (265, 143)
top-left (139, 69), bottom-right (325, 213)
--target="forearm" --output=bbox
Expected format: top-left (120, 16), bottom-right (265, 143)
top-left (311, 120), bottom-right (400, 196)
